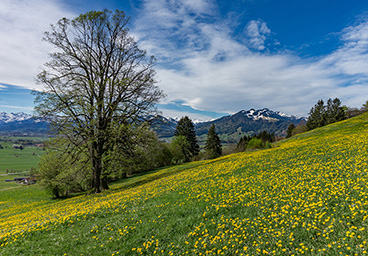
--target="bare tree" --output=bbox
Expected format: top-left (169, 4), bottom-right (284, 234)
top-left (35, 10), bottom-right (165, 193)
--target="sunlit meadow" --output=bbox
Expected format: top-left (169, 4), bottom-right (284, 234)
top-left (1, 113), bottom-right (368, 255)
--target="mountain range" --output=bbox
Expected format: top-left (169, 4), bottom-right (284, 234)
top-left (0, 108), bottom-right (306, 140)
top-left (151, 108), bottom-right (306, 141)
top-left (0, 112), bottom-right (49, 135)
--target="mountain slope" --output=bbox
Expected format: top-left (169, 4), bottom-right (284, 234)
top-left (195, 108), bottom-right (305, 137)
top-left (152, 108), bottom-right (305, 139)
top-left (0, 112), bottom-right (49, 135)
top-left (1, 113), bottom-right (368, 255)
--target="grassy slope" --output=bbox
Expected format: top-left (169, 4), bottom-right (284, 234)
top-left (1, 113), bottom-right (368, 255)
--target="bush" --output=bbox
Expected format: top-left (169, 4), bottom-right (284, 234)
top-left (37, 150), bottom-right (91, 198)
top-left (247, 138), bottom-right (264, 150)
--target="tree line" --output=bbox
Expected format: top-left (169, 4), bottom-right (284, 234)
top-left (287, 98), bottom-right (368, 138)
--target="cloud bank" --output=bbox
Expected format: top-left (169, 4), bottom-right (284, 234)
top-left (134, 0), bottom-right (368, 117)
top-left (0, 0), bottom-right (74, 89)
top-left (1, 0), bottom-right (368, 118)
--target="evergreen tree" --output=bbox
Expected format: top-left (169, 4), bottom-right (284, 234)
top-left (204, 124), bottom-right (222, 159)
top-left (362, 100), bottom-right (368, 112)
top-left (325, 98), bottom-right (346, 124)
top-left (174, 116), bottom-right (200, 161)
top-left (306, 99), bottom-right (326, 130)
top-left (286, 123), bottom-right (295, 138)
top-left (237, 135), bottom-right (251, 152)
top-left (307, 98), bottom-right (346, 131)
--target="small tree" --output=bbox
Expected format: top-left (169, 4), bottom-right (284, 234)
top-left (286, 123), bottom-right (295, 138)
top-left (174, 116), bottom-right (199, 161)
top-left (204, 124), bottom-right (222, 159)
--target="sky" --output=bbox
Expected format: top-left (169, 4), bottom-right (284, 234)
top-left (1, 0), bottom-right (368, 120)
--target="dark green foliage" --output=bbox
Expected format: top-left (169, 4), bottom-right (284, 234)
top-left (286, 123), bottom-right (295, 138)
top-left (237, 130), bottom-right (275, 152)
top-left (325, 98), bottom-right (346, 124)
top-left (306, 99), bottom-right (326, 130)
top-left (204, 124), bottom-right (222, 159)
top-left (170, 135), bottom-right (191, 163)
top-left (103, 125), bottom-right (173, 179)
top-left (256, 130), bottom-right (275, 143)
top-left (37, 138), bottom-right (91, 198)
top-left (174, 116), bottom-right (200, 161)
top-left (237, 135), bottom-right (251, 152)
top-left (307, 98), bottom-right (346, 131)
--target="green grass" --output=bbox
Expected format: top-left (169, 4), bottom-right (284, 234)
top-left (0, 141), bottom-right (44, 174)
top-left (1, 113), bottom-right (368, 255)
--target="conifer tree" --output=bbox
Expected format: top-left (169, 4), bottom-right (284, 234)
top-left (325, 98), bottom-right (346, 124)
top-left (204, 124), bottom-right (222, 159)
top-left (174, 116), bottom-right (199, 161)
top-left (286, 123), bottom-right (295, 138)
top-left (306, 99), bottom-right (326, 130)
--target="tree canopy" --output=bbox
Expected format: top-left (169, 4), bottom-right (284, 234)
top-left (204, 124), bottom-right (222, 159)
top-left (174, 116), bottom-right (199, 161)
top-left (306, 98), bottom-right (346, 131)
top-left (34, 10), bottom-right (164, 193)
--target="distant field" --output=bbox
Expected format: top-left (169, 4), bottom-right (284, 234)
top-left (0, 137), bottom-right (45, 174)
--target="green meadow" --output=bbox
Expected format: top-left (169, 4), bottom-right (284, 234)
top-left (0, 138), bottom-right (45, 174)
top-left (1, 113), bottom-right (368, 255)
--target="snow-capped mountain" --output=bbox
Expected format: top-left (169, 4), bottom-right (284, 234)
top-left (0, 112), bottom-right (49, 135)
top-left (0, 112), bottom-right (33, 123)
top-left (195, 108), bottom-right (305, 138)
top-left (151, 108), bottom-right (306, 139)
top-left (240, 108), bottom-right (303, 122)
top-left (0, 108), bottom-right (305, 138)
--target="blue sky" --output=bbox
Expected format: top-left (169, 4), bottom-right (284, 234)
top-left (1, 0), bottom-right (368, 120)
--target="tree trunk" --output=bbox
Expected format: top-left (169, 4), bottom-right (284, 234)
top-left (92, 142), bottom-right (102, 193)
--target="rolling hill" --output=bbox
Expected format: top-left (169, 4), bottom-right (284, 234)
top-left (1, 112), bottom-right (367, 255)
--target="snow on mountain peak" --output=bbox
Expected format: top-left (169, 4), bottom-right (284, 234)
top-left (240, 108), bottom-right (302, 122)
top-left (0, 112), bottom-right (32, 123)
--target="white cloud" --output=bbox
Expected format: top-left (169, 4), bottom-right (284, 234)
top-left (0, 105), bottom-right (34, 110)
top-left (2, 0), bottom-right (368, 118)
top-left (0, 0), bottom-right (75, 89)
top-left (159, 108), bottom-right (215, 122)
top-left (245, 20), bottom-right (271, 50)
top-left (134, 0), bottom-right (368, 117)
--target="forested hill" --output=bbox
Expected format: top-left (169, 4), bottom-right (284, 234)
top-left (152, 108), bottom-right (306, 138)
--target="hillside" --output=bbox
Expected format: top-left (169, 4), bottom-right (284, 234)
top-left (1, 113), bottom-right (368, 255)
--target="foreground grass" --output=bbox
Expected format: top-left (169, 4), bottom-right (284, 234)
top-left (1, 113), bottom-right (368, 255)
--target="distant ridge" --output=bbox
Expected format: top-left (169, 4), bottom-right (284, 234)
top-left (0, 108), bottom-right (305, 138)
top-left (152, 108), bottom-right (306, 140)
top-left (0, 112), bottom-right (49, 135)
